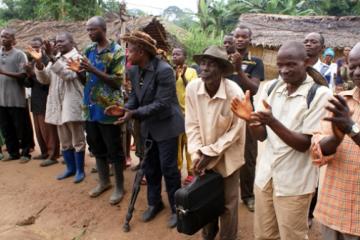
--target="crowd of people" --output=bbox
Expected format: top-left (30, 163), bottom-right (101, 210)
top-left (0, 15), bottom-right (359, 240)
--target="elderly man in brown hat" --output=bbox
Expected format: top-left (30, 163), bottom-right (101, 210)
top-left (116, 31), bottom-right (184, 228)
top-left (185, 45), bottom-right (246, 240)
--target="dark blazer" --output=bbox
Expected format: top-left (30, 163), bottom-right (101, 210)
top-left (126, 57), bottom-right (184, 142)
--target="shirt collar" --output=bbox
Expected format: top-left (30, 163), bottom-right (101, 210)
top-left (58, 48), bottom-right (77, 59)
top-left (198, 78), bottom-right (227, 99)
top-left (313, 59), bottom-right (330, 72)
top-left (141, 57), bottom-right (157, 72)
top-left (0, 47), bottom-right (13, 55)
top-left (91, 40), bottom-right (115, 54)
top-left (340, 86), bottom-right (360, 103)
top-left (276, 75), bottom-right (314, 97)
top-left (313, 59), bottom-right (322, 71)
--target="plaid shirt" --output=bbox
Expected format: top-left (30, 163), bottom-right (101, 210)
top-left (313, 87), bottom-right (360, 236)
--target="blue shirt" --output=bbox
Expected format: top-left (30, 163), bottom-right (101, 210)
top-left (83, 40), bottom-right (125, 123)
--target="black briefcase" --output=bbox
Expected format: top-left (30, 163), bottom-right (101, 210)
top-left (175, 171), bottom-right (225, 235)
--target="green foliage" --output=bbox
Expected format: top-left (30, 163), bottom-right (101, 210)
top-left (164, 0), bottom-right (360, 45)
top-left (0, 0), bottom-right (105, 21)
top-left (307, 0), bottom-right (360, 16)
top-left (0, 19), bottom-right (8, 27)
top-left (162, 6), bottom-right (196, 29)
top-left (183, 25), bottom-right (224, 63)
top-left (0, 0), bottom-right (39, 20)
top-left (162, 0), bottom-right (360, 60)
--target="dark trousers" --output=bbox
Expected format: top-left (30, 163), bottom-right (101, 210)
top-left (24, 102), bottom-right (35, 149)
top-left (85, 121), bottom-right (124, 163)
top-left (240, 126), bottom-right (257, 200)
top-left (309, 187), bottom-right (318, 219)
top-left (33, 113), bottom-right (60, 159)
top-left (144, 136), bottom-right (181, 213)
top-left (0, 107), bottom-right (33, 157)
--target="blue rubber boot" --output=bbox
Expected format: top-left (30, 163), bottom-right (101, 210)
top-left (57, 149), bottom-right (76, 180)
top-left (74, 151), bottom-right (85, 184)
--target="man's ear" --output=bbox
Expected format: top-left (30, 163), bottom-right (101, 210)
top-left (321, 45), bottom-right (326, 53)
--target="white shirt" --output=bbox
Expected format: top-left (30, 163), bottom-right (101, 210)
top-left (35, 48), bottom-right (84, 125)
top-left (185, 78), bottom-right (246, 177)
top-left (314, 59), bottom-right (338, 91)
top-left (255, 76), bottom-right (332, 196)
top-left (313, 59), bottom-right (328, 74)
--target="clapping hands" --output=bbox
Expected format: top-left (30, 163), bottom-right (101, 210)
top-left (324, 95), bottom-right (354, 139)
top-left (26, 46), bottom-right (42, 62)
top-left (67, 57), bottom-right (83, 73)
top-left (231, 90), bottom-right (253, 121)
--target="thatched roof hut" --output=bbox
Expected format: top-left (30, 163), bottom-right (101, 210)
top-left (122, 16), bottom-right (170, 51)
top-left (4, 16), bottom-right (182, 53)
top-left (239, 13), bottom-right (360, 79)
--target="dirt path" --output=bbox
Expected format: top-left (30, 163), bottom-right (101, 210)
top-left (0, 150), bottom-right (322, 240)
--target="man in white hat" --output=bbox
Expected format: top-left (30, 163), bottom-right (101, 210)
top-left (185, 45), bottom-right (246, 240)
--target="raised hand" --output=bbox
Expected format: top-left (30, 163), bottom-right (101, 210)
top-left (229, 51), bottom-right (243, 72)
top-left (67, 57), bottom-right (82, 73)
top-left (231, 90), bottom-right (253, 121)
top-left (324, 95), bottom-right (354, 135)
top-left (80, 57), bottom-right (97, 73)
top-left (43, 40), bottom-right (54, 57)
top-left (251, 100), bottom-right (275, 126)
top-left (26, 46), bottom-right (42, 61)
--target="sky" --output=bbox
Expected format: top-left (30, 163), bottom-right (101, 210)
top-left (124, 0), bottom-right (198, 15)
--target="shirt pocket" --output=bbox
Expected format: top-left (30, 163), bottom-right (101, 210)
top-left (216, 114), bottom-right (232, 133)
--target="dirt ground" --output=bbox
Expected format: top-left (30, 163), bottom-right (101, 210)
top-left (0, 148), bottom-right (324, 240)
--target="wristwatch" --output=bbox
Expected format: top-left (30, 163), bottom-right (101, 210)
top-left (348, 123), bottom-right (360, 137)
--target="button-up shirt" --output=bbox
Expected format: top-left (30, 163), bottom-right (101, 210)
top-left (83, 40), bottom-right (125, 124)
top-left (35, 48), bottom-right (84, 125)
top-left (185, 78), bottom-right (246, 177)
top-left (313, 87), bottom-right (360, 236)
top-left (255, 75), bottom-right (332, 196)
top-left (0, 47), bottom-right (27, 107)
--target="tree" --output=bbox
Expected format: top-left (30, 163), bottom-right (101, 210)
top-left (127, 8), bottom-right (147, 17)
top-left (308, 0), bottom-right (360, 16)
top-left (229, 0), bottom-right (317, 15)
top-left (162, 6), bottom-right (196, 29)
top-left (0, 0), bottom-right (104, 21)
top-left (0, 0), bottom-right (39, 20)
top-left (163, 6), bottom-right (184, 21)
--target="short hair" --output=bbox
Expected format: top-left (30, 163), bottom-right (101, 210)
top-left (87, 16), bottom-right (107, 32)
top-left (236, 25), bottom-right (252, 38)
top-left (279, 41), bottom-right (307, 60)
top-left (57, 32), bottom-right (74, 44)
top-left (31, 37), bottom-right (43, 44)
top-left (307, 32), bottom-right (325, 46)
top-left (1, 28), bottom-right (16, 39)
top-left (173, 47), bottom-right (187, 57)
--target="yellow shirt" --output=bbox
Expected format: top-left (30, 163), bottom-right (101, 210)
top-left (176, 67), bottom-right (198, 113)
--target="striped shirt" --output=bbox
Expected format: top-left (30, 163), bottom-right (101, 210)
top-left (313, 87), bottom-right (360, 236)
